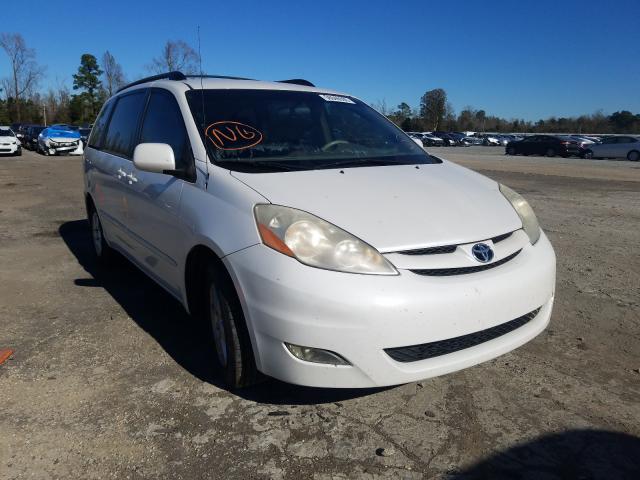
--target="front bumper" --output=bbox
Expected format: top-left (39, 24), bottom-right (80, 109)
top-left (0, 143), bottom-right (20, 154)
top-left (225, 232), bottom-right (556, 388)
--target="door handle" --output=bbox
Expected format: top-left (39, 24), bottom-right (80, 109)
top-left (127, 172), bottom-right (138, 184)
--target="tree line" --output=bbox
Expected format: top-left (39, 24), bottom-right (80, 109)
top-left (1, 32), bottom-right (639, 134)
top-left (0, 33), bottom-right (200, 125)
top-left (379, 88), bottom-right (640, 134)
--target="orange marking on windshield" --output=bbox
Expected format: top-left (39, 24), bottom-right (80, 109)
top-left (205, 121), bottom-right (263, 151)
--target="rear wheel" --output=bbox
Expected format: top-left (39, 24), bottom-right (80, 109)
top-left (90, 207), bottom-right (114, 263)
top-left (205, 264), bottom-right (258, 389)
top-left (627, 150), bottom-right (639, 162)
top-left (583, 150), bottom-right (593, 159)
top-left (507, 147), bottom-right (516, 155)
top-left (546, 148), bottom-right (556, 157)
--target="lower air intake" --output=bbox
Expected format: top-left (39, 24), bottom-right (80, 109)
top-left (384, 308), bottom-right (541, 362)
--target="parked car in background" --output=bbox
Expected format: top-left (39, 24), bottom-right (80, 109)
top-left (480, 134), bottom-right (501, 146)
top-left (447, 132), bottom-right (470, 146)
top-left (496, 135), bottom-right (513, 146)
top-left (410, 136), bottom-right (424, 147)
top-left (10, 123), bottom-right (25, 143)
top-left (23, 125), bottom-right (45, 150)
top-left (16, 124), bottom-right (33, 144)
top-left (79, 127), bottom-right (92, 148)
top-left (431, 131), bottom-right (457, 146)
top-left (462, 135), bottom-right (484, 145)
top-left (505, 135), bottom-right (581, 157)
top-left (37, 124), bottom-right (83, 155)
top-left (420, 133), bottom-right (445, 146)
top-left (583, 136), bottom-right (640, 161)
top-left (0, 126), bottom-right (22, 156)
top-left (570, 135), bottom-right (597, 145)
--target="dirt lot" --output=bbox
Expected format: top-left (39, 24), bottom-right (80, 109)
top-left (1, 147), bottom-right (639, 479)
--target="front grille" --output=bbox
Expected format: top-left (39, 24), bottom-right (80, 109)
top-left (410, 249), bottom-right (521, 276)
top-left (492, 231), bottom-right (513, 243)
top-left (397, 231), bottom-right (515, 256)
top-left (384, 307), bottom-right (541, 362)
top-left (400, 245), bottom-right (457, 255)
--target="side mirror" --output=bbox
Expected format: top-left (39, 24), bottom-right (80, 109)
top-left (133, 143), bottom-right (176, 174)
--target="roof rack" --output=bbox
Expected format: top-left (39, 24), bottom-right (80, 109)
top-left (116, 72), bottom-right (315, 93)
top-left (116, 71), bottom-right (187, 93)
top-left (184, 74), bottom-right (254, 81)
top-left (277, 79), bottom-right (315, 87)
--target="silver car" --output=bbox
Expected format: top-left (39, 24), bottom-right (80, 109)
top-left (584, 136), bottom-right (640, 161)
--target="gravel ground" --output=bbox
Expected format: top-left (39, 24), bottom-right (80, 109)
top-left (1, 147), bottom-right (639, 479)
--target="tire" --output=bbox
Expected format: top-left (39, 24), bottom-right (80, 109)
top-left (205, 263), bottom-right (258, 389)
top-left (545, 148), bottom-right (556, 157)
top-left (583, 150), bottom-right (593, 159)
top-left (15, 149), bottom-right (21, 157)
top-left (627, 150), bottom-right (640, 162)
top-left (507, 147), bottom-right (516, 155)
top-left (89, 207), bottom-right (114, 263)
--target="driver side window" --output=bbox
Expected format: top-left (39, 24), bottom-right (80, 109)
top-left (139, 90), bottom-right (191, 170)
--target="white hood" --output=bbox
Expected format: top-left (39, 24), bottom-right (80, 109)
top-left (230, 160), bottom-right (523, 252)
top-left (0, 136), bottom-right (16, 142)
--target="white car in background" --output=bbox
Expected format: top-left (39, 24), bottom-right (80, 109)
top-left (583, 136), bottom-right (639, 161)
top-left (84, 73), bottom-right (556, 389)
top-left (0, 126), bottom-right (22, 156)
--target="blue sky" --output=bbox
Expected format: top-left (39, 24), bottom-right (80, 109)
top-left (2, 0), bottom-right (639, 120)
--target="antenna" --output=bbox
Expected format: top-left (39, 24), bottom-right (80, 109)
top-left (197, 25), bottom-right (209, 186)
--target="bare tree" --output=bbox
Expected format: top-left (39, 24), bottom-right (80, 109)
top-left (102, 51), bottom-right (126, 96)
top-left (148, 40), bottom-right (199, 75)
top-left (0, 33), bottom-right (45, 122)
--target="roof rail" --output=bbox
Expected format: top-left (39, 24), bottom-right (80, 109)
top-left (277, 79), bottom-right (315, 87)
top-left (185, 74), bottom-right (254, 81)
top-left (116, 71), bottom-right (187, 93)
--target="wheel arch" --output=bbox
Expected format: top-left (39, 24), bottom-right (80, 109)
top-left (183, 243), bottom-right (263, 370)
top-left (85, 192), bottom-right (95, 219)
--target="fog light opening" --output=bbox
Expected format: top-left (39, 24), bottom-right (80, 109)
top-left (285, 343), bottom-right (351, 366)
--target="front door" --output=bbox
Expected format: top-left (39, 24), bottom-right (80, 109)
top-left (125, 89), bottom-right (193, 295)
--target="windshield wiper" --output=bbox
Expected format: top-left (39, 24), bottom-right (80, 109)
top-left (316, 158), bottom-right (398, 169)
top-left (216, 159), bottom-right (310, 172)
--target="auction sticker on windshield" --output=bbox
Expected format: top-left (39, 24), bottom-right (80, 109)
top-left (319, 94), bottom-right (355, 104)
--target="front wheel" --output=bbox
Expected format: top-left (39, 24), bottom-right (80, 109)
top-left (507, 147), bottom-right (516, 155)
top-left (627, 150), bottom-right (639, 162)
top-left (205, 264), bottom-right (258, 389)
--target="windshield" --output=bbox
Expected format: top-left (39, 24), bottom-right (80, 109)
top-left (186, 89), bottom-right (437, 172)
top-left (0, 128), bottom-right (14, 137)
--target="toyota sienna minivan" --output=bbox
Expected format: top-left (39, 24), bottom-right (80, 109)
top-left (83, 72), bottom-right (556, 389)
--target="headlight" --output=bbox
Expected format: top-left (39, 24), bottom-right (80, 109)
top-left (254, 204), bottom-right (398, 275)
top-left (499, 184), bottom-right (541, 244)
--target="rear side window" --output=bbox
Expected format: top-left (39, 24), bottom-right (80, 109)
top-left (139, 90), bottom-right (190, 169)
top-left (88, 100), bottom-right (114, 149)
top-left (102, 91), bottom-right (147, 158)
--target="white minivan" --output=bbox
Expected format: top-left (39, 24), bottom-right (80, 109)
top-left (84, 72), bottom-right (556, 389)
